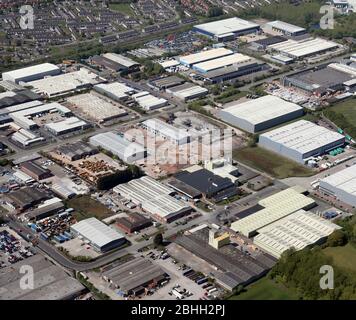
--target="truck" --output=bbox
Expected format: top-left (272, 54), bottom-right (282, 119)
top-left (172, 289), bottom-right (184, 300)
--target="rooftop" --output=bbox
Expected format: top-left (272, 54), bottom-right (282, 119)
top-left (193, 53), bottom-right (252, 72)
top-left (179, 48), bottom-right (233, 65)
top-left (265, 20), bottom-right (306, 34)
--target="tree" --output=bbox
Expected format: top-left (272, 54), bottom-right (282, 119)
top-left (326, 230), bottom-right (347, 247)
top-left (153, 233), bottom-right (163, 247)
top-left (207, 6), bottom-right (223, 18)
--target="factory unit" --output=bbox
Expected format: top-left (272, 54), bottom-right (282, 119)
top-left (113, 176), bottom-right (192, 223)
top-left (231, 186), bottom-right (316, 237)
top-left (2, 63), bottom-right (61, 84)
top-left (4, 187), bottom-right (48, 212)
top-left (218, 95), bottom-right (303, 133)
top-left (267, 38), bottom-right (340, 59)
top-left (250, 36), bottom-right (288, 51)
top-left (132, 91), bottom-right (168, 111)
top-left (193, 17), bottom-right (260, 41)
top-left (71, 217), bottom-right (126, 253)
top-left (19, 161), bottom-right (52, 181)
top-left (116, 213), bottom-right (152, 234)
top-left (319, 165), bottom-right (356, 207)
top-left (254, 210), bottom-right (341, 258)
top-left (259, 120), bottom-right (346, 164)
top-left (27, 199), bottom-right (65, 221)
top-left (208, 228), bottom-right (230, 250)
top-left (179, 48), bottom-right (234, 67)
top-left (263, 21), bottom-right (307, 37)
top-left (45, 117), bottom-right (90, 136)
top-left (141, 118), bottom-right (191, 145)
top-left (166, 83), bottom-right (208, 101)
top-left (94, 82), bottom-right (135, 101)
top-left (89, 131), bottom-right (147, 163)
top-left (55, 141), bottom-right (98, 161)
top-left (102, 53), bottom-right (140, 72)
top-left (11, 128), bottom-right (45, 147)
top-left (150, 76), bottom-right (185, 90)
top-left (0, 89), bottom-right (41, 109)
top-left (204, 158), bottom-right (239, 184)
top-left (102, 257), bottom-right (167, 296)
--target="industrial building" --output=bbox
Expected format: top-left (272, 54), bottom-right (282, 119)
top-left (45, 117), bottom-right (90, 136)
top-left (166, 83), bottom-right (208, 101)
top-left (282, 64), bottom-right (354, 96)
top-left (218, 95), bottom-right (303, 133)
top-left (89, 132), bottom-right (147, 163)
top-left (94, 82), bottom-right (135, 102)
top-left (141, 118), bottom-right (191, 145)
top-left (20, 161), bottom-right (52, 181)
top-left (113, 176), bottom-right (191, 223)
top-left (67, 93), bottom-right (128, 123)
top-left (5, 187), bottom-right (48, 212)
top-left (28, 68), bottom-right (104, 98)
top-left (132, 91), bottom-right (168, 111)
top-left (0, 254), bottom-right (85, 300)
top-left (204, 158), bottom-right (239, 184)
top-left (168, 166), bottom-right (238, 202)
top-left (102, 53), bottom-right (140, 72)
top-left (2, 63), bottom-right (61, 84)
top-left (71, 217), bottom-right (126, 253)
top-left (150, 76), bottom-right (185, 90)
top-left (102, 257), bottom-right (167, 296)
top-left (250, 36), bottom-right (288, 51)
top-left (27, 198), bottom-right (65, 221)
top-left (10, 102), bottom-right (72, 130)
top-left (319, 165), bottom-right (356, 207)
top-left (116, 213), bottom-right (152, 234)
top-left (0, 89), bottom-right (40, 109)
top-left (259, 120), bottom-right (345, 163)
top-left (231, 186), bottom-right (316, 237)
top-left (263, 21), bottom-right (307, 37)
top-left (254, 210), bottom-right (341, 258)
top-left (11, 128), bottom-right (45, 147)
top-left (193, 18), bottom-right (260, 41)
top-left (179, 48), bottom-right (234, 67)
top-left (56, 141), bottom-right (98, 161)
top-left (267, 38), bottom-right (340, 59)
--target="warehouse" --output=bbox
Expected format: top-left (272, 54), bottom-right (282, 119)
top-left (28, 68), bottom-right (104, 98)
top-left (89, 131), bottom-right (147, 163)
top-left (250, 36), bottom-right (288, 50)
top-left (67, 93), bottom-right (128, 123)
top-left (20, 161), bottom-right (52, 181)
top-left (113, 176), bottom-right (192, 223)
top-left (94, 82), bottom-right (135, 101)
top-left (193, 53), bottom-right (252, 73)
top-left (231, 187), bottom-right (316, 237)
top-left (166, 83), bottom-right (208, 101)
top-left (71, 217), bottom-right (126, 253)
top-left (5, 187), bottom-right (48, 211)
top-left (11, 129), bottom-right (45, 147)
top-left (267, 38), bottom-right (340, 59)
top-left (0, 254), bottom-right (85, 300)
top-left (254, 210), bottom-right (341, 258)
top-left (319, 165), bottom-right (356, 207)
top-left (198, 60), bottom-right (267, 84)
top-left (90, 55), bottom-right (125, 72)
top-left (150, 76), bottom-right (185, 90)
top-left (179, 48), bottom-right (233, 67)
top-left (13, 170), bottom-right (35, 185)
top-left (264, 21), bottom-right (307, 37)
top-left (0, 89), bottom-right (40, 109)
top-left (117, 213), bottom-right (152, 234)
top-left (0, 100), bottom-right (43, 115)
top-left (56, 142), bottom-right (98, 161)
top-left (132, 92), bottom-right (168, 111)
top-left (218, 95), bottom-right (303, 133)
top-left (259, 120), bottom-right (345, 163)
top-left (193, 18), bottom-right (260, 41)
top-left (2, 63), bottom-right (61, 84)
top-left (282, 64), bottom-right (353, 95)
top-left (45, 117), bottom-right (90, 136)
top-left (102, 257), bottom-right (167, 296)
top-left (141, 118), bottom-right (191, 145)
top-left (169, 166), bottom-right (238, 202)
top-left (27, 200), bottom-right (65, 221)
top-left (102, 53), bottom-right (140, 72)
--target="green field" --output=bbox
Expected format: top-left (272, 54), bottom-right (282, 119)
top-left (330, 99), bottom-right (356, 124)
top-left (109, 3), bottom-right (134, 15)
top-left (66, 195), bottom-right (114, 221)
top-left (229, 277), bottom-right (298, 300)
top-left (233, 147), bottom-right (314, 179)
top-left (324, 243), bottom-right (356, 273)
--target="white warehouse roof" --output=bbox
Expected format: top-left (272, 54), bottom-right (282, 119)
top-left (179, 48), bottom-right (233, 66)
top-left (103, 53), bottom-right (139, 68)
top-left (71, 217), bottom-right (125, 249)
top-left (254, 210), bottom-right (340, 258)
top-left (194, 17), bottom-right (259, 38)
top-left (94, 82), bottom-right (135, 100)
top-left (45, 117), bottom-right (88, 134)
top-left (264, 20), bottom-right (306, 34)
top-left (2, 63), bottom-right (60, 83)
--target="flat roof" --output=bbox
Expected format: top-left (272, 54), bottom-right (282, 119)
top-left (194, 17), bottom-right (259, 37)
top-left (265, 20), bottom-right (306, 34)
top-left (102, 53), bottom-right (139, 68)
top-left (2, 63), bottom-right (60, 82)
top-left (94, 82), bottom-right (135, 100)
top-left (179, 48), bottom-right (233, 65)
top-left (260, 120), bottom-right (345, 155)
top-left (71, 217), bottom-right (125, 248)
top-left (142, 118), bottom-right (191, 141)
top-left (45, 117), bottom-right (88, 133)
top-left (193, 53), bottom-right (252, 72)
top-left (219, 95), bottom-right (302, 126)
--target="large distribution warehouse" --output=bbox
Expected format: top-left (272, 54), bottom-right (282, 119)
top-left (193, 17), bottom-right (260, 41)
top-left (2, 63), bottom-right (61, 83)
top-left (319, 165), bottom-right (356, 207)
top-left (254, 210), bottom-right (340, 258)
top-left (179, 48), bottom-right (233, 67)
top-left (218, 95), bottom-right (303, 133)
top-left (259, 120), bottom-right (345, 163)
top-left (231, 186), bottom-right (316, 237)
top-left (263, 20), bottom-right (307, 37)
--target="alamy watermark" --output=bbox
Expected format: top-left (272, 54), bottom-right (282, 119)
top-left (320, 265), bottom-right (334, 290)
top-left (19, 5), bottom-right (34, 30)
top-left (19, 265), bottom-right (34, 290)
